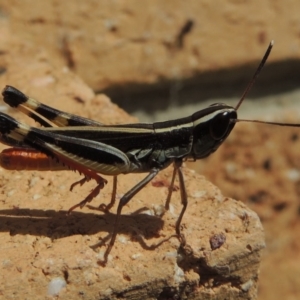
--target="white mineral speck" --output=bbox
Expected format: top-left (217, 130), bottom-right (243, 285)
top-left (164, 251), bottom-right (177, 258)
top-left (143, 209), bottom-right (154, 216)
top-left (241, 279), bottom-right (253, 292)
top-left (285, 169), bottom-right (300, 181)
top-left (131, 253), bottom-right (142, 260)
top-left (174, 265), bottom-right (185, 283)
top-left (47, 277), bottom-right (66, 296)
top-left (192, 190), bottom-right (207, 198)
top-left (7, 190), bottom-right (15, 197)
top-left (32, 194), bottom-right (41, 201)
top-left (169, 204), bottom-right (176, 216)
top-left (225, 162), bottom-right (236, 174)
top-left (0, 105), bottom-right (8, 112)
top-left (153, 204), bottom-right (165, 217)
top-left (118, 234), bottom-right (128, 244)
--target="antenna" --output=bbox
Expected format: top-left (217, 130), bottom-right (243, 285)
top-left (235, 40), bottom-right (274, 111)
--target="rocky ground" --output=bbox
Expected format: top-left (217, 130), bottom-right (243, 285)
top-left (0, 1), bottom-right (299, 299)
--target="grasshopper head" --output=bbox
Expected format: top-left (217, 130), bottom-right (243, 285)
top-left (189, 41), bottom-right (274, 160)
top-left (191, 104), bottom-right (237, 159)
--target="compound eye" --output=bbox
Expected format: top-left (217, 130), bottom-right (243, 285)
top-left (210, 112), bottom-right (231, 140)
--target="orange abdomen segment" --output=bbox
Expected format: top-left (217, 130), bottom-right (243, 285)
top-left (0, 148), bottom-right (67, 171)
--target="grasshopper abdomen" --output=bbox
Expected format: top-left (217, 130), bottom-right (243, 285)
top-left (0, 148), bottom-right (65, 171)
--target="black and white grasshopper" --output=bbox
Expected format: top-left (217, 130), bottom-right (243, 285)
top-left (0, 41), bottom-right (299, 264)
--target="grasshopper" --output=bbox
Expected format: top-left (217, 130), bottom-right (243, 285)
top-left (0, 41), bottom-right (299, 264)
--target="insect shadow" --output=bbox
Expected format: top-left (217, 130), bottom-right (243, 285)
top-left (0, 207), bottom-right (169, 251)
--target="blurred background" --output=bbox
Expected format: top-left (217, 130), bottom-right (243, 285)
top-left (0, 1), bottom-right (300, 299)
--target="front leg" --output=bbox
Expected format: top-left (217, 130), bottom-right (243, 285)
top-left (102, 169), bottom-right (160, 264)
top-left (174, 160), bottom-right (187, 246)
